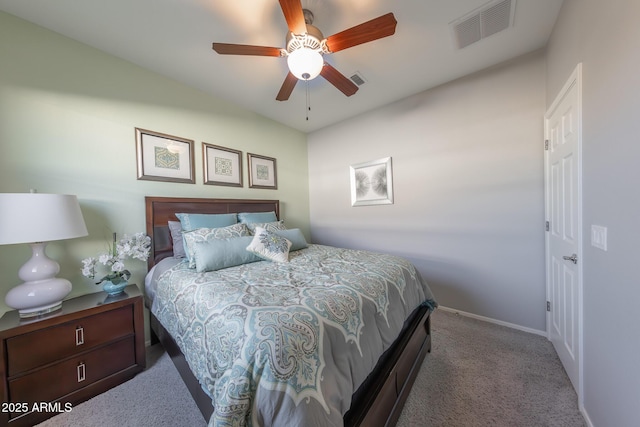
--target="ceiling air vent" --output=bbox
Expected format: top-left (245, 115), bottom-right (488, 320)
top-left (350, 72), bottom-right (367, 86)
top-left (450, 0), bottom-right (516, 49)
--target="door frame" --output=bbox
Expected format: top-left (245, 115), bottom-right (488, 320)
top-left (544, 63), bottom-right (584, 408)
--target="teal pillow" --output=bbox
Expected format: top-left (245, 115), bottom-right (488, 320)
top-left (182, 223), bottom-right (251, 268)
top-left (246, 227), bottom-right (292, 263)
top-left (273, 229), bottom-right (308, 251)
top-left (176, 213), bottom-right (237, 231)
top-left (237, 211), bottom-right (278, 224)
top-left (192, 236), bottom-right (260, 273)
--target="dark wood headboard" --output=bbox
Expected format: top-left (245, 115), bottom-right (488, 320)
top-left (145, 196), bottom-right (279, 270)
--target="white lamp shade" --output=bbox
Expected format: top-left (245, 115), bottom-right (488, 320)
top-left (0, 193), bottom-right (88, 245)
top-left (287, 48), bottom-right (324, 80)
top-left (0, 193), bottom-right (87, 317)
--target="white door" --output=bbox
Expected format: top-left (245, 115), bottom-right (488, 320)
top-left (544, 64), bottom-right (582, 398)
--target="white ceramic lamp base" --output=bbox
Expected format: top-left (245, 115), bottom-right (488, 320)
top-left (5, 278), bottom-right (72, 317)
top-left (5, 242), bottom-right (73, 318)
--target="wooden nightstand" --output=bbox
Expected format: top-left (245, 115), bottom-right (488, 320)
top-left (0, 285), bottom-right (146, 426)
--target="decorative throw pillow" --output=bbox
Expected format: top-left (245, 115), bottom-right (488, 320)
top-left (246, 227), bottom-right (292, 263)
top-left (176, 212), bottom-right (237, 232)
top-left (183, 223), bottom-right (251, 268)
top-left (246, 220), bottom-right (287, 234)
top-left (192, 236), bottom-right (260, 273)
top-left (167, 221), bottom-right (186, 258)
top-left (237, 211), bottom-right (278, 224)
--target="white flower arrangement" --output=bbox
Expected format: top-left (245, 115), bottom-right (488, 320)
top-left (82, 232), bottom-right (151, 285)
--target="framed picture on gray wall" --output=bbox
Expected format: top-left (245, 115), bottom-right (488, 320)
top-left (203, 143), bottom-right (243, 187)
top-left (350, 157), bottom-right (393, 206)
top-left (135, 128), bottom-right (195, 184)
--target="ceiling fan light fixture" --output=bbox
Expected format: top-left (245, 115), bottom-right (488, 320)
top-left (212, 3), bottom-right (397, 101)
top-left (287, 47), bottom-right (323, 80)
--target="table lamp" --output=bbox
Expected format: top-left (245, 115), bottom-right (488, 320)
top-left (0, 192), bottom-right (88, 318)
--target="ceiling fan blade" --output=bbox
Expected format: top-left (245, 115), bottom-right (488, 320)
top-left (320, 63), bottom-right (358, 97)
top-left (325, 13), bottom-right (397, 53)
top-left (276, 72), bottom-right (298, 101)
top-left (212, 43), bottom-right (283, 57)
top-left (279, 0), bottom-right (307, 35)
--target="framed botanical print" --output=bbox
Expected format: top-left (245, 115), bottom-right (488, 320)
top-left (350, 157), bottom-right (394, 206)
top-left (247, 153), bottom-right (277, 189)
top-left (135, 128), bottom-right (195, 184)
top-left (203, 143), bottom-right (243, 187)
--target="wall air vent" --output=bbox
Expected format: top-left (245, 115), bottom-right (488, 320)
top-left (450, 0), bottom-right (516, 49)
top-left (350, 72), bottom-right (367, 86)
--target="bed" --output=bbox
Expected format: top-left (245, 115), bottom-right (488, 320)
top-left (144, 196), bottom-right (436, 426)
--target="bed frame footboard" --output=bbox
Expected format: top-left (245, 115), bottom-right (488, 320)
top-left (345, 307), bottom-right (432, 427)
top-left (149, 306), bottom-right (431, 427)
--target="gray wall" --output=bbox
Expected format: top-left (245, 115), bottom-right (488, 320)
top-left (308, 51), bottom-right (547, 332)
top-left (547, 0), bottom-right (640, 425)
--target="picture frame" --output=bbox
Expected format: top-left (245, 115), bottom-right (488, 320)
top-left (247, 153), bottom-right (277, 189)
top-left (135, 128), bottom-right (195, 184)
top-left (350, 157), bottom-right (394, 206)
top-left (203, 143), bottom-right (243, 187)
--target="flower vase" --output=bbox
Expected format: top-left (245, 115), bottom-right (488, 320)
top-left (102, 280), bottom-right (128, 296)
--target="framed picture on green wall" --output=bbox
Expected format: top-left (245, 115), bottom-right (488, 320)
top-left (247, 153), bottom-right (277, 189)
top-left (203, 143), bottom-right (243, 187)
top-left (135, 128), bottom-right (195, 184)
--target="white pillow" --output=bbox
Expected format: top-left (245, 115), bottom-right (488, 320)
top-left (246, 227), bottom-right (292, 263)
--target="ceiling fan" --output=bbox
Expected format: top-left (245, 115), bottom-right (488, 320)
top-left (212, 0), bottom-right (397, 101)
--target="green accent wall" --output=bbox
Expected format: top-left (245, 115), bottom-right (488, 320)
top-left (0, 11), bottom-right (309, 314)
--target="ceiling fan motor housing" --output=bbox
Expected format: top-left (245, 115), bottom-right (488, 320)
top-left (285, 20), bottom-right (326, 81)
top-left (285, 24), bottom-right (325, 52)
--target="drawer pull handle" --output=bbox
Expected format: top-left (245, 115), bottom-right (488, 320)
top-left (77, 362), bottom-right (86, 383)
top-left (75, 326), bottom-right (84, 346)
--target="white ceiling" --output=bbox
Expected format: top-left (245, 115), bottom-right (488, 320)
top-left (0, 0), bottom-right (563, 133)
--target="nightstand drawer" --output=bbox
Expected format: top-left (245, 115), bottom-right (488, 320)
top-left (7, 306), bottom-right (133, 376)
top-left (8, 336), bottom-right (135, 409)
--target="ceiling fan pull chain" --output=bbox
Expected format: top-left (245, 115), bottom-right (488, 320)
top-left (306, 79), bottom-right (311, 121)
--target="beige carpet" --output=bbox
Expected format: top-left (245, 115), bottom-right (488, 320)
top-left (37, 309), bottom-right (585, 426)
top-left (396, 310), bottom-right (586, 426)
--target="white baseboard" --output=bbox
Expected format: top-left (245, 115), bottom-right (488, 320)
top-left (580, 406), bottom-right (594, 427)
top-left (437, 305), bottom-right (547, 337)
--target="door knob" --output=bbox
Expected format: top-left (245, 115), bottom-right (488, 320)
top-left (563, 254), bottom-right (578, 264)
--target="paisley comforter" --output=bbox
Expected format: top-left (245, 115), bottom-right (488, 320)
top-left (151, 244), bottom-right (436, 427)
